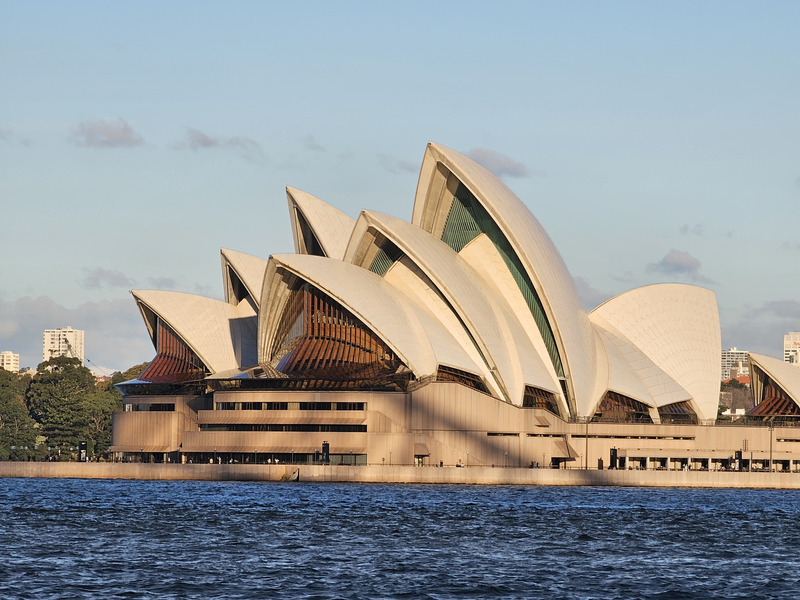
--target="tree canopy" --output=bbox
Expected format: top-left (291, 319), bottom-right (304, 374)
top-left (0, 358), bottom-right (147, 461)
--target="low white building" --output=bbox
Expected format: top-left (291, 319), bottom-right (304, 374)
top-left (0, 351), bottom-right (20, 373)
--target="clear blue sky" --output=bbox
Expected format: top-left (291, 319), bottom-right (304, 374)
top-left (1, 1), bottom-right (799, 372)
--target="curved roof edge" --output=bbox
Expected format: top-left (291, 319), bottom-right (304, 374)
top-left (590, 283), bottom-right (720, 422)
top-left (286, 187), bottom-right (355, 260)
top-left (259, 254), bottom-right (443, 379)
top-left (348, 209), bottom-right (562, 404)
top-left (594, 326), bottom-right (693, 416)
top-left (410, 142), bottom-right (597, 413)
top-left (132, 289), bottom-right (256, 374)
top-left (220, 248), bottom-right (268, 310)
top-left (749, 353), bottom-right (800, 408)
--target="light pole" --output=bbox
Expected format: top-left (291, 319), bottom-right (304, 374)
top-left (214, 447), bottom-right (217, 464)
top-left (254, 448), bottom-right (257, 465)
top-left (585, 416), bottom-right (589, 470)
top-left (292, 449), bottom-right (295, 464)
top-left (542, 452), bottom-right (545, 469)
top-left (769, 422), bottom-right (774, 472)
top-left (466, 451), bottom-right (470, 467)
top-left (389, 450), bottom-right (392, 466)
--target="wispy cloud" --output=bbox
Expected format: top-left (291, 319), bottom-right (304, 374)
top-left (465, 148), bottom-right (529, 178)
top-left (193, 283), bottom-right (219, 298)
top-left (573, 276), bottom-right (612, 311)
top-left (80, 267), bottom-right (136, 290)
top-left (0, 127), bottom-right (31, 146)
top-left (177, 127), bottom-right (263, 163)
top-left (724, 299), bottom-right (800, 358)
top-left (782, 242), bottom-right (800, 253)
top-left (147, 276), bottom-right (177, 289)
top-left (304, 135), bottom-right (325, 152)
top-left (679, 223), bottom-right (704, 236)
top-left (71, 118), bottom-right (144, 148)
top-left (750, 300), bottom-right (800, 321)
top-left (647, 249), bottom-right (714, 284)
top-left (377, 153), bottom-right (418, 175)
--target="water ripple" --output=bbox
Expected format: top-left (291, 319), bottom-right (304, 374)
top-left (2, 480), bottom-right (800, 598)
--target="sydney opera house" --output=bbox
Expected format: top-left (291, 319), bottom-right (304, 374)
top-left (112, 143), bottom-right (800, 472)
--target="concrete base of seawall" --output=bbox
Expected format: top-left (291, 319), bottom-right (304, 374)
top-left (3, 462), bottom-right (800, 488)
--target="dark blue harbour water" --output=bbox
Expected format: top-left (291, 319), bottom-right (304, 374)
top-left (1, 480), bottom-right (799, 599)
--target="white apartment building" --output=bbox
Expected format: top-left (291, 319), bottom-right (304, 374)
top-left (0, 351), bottom-right (20, 373)
top-left (784, 332), bottom-right (800, 367)
top-left (721, 347), bottom-right (749, 380)
top-left (43, 326), bottom-right (85, 364)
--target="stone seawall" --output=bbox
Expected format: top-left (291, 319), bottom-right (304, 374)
top-left (3, 462), bottom-right (800, 488)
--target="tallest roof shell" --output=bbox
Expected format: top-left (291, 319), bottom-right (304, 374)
top-left (411, 142), bottom-right (599, 415)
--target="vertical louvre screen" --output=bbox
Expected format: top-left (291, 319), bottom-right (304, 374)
top-left (140, 318), bottom-right (205, 383)
top-left (274, 284), bottom-right (406, 382)
top-left (658, 401), bottom-right (698, 424)
top-left (748, 376), bottom-right (800, 419)
top-left (591, 391), bottom-right (653, 424)
top-left (369, 239), bottom-right (404, 276)
top-left (522, 385), bottom-right (561, 417)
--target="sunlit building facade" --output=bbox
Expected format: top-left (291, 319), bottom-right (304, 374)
top-left (43, 326), bottom-right (85, 364)
top-left (0, 351), bottom-right (20, 373)
top-left (112, 143), bottom-right (800, 472)
top-left (784, 332), bottom-right (800, 366)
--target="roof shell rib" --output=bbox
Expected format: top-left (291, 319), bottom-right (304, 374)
top-left (287, 187), bottom-right (355, 260)
top-left (344, 210), bottom-right (562, 407)
top-left (258, 253), bottom-right (482, 380)
top-left (594, 326), bottom-right (693, 414)
top-left (132, 289), bottom-right (257, 374)
top-left (589, 284), bottom-right (721, 422)
top-left (410, 142), bottom-right (598, 415)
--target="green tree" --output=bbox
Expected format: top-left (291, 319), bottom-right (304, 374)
top-left (82, 390), bottom-right (122, 456)
top-left (0, 369), bottom-right (39, 460)
top-left (25, 356), bottom-right (97, 455)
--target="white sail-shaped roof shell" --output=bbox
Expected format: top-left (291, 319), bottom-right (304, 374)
top-left (221, 248), bottom-right (268, 311)
top-left (258, 253), bottom-right (483, 380)
top-left (589, 284), bottom-right (720, 422)
top-left (411, 142), bottom-right (597, 415)
top-left (593, 326), bottom-right (693, 418)
top-left (287, 187), bottom-right (355, 260)
top-left (344, 210), bottom-right (562, 408)
top-left (749, 353), bottom-right (800, 409)
top-left (132, 289), bottom-right (257, 374)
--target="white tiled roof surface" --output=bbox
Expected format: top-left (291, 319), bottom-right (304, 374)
top-left (411, 142), bottom-right (598, 413)
top-left (132, 289), bottom-right (257, 374)
top-left (287, 187), bottom-right (355, 260)
top-left (590, 284), bottom-right (720, 421)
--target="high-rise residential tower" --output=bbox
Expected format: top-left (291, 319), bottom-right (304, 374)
top-left (42, 326), bottom-right (85, 364)
top-left (784, 332), bottom-right (800, 366)
top-left (721, 347), bottom-right (749, 380)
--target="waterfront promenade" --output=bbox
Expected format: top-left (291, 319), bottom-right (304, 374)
top-left (3, 461), bottom-right (800, 488)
